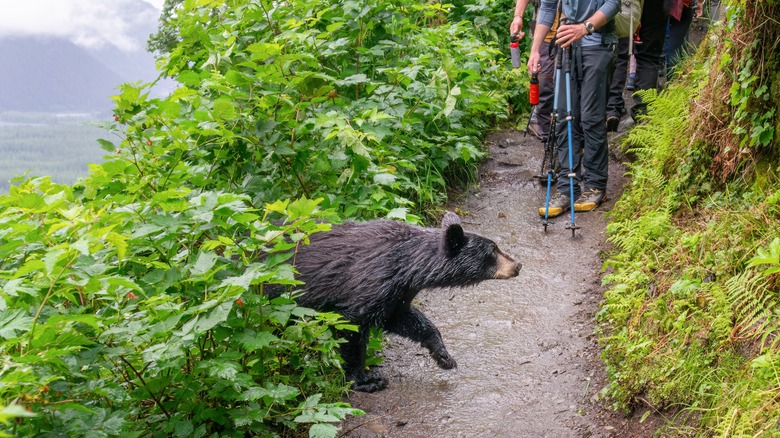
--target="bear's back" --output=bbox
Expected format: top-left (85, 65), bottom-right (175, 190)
top-left (293, 220), bottom-right (436, 322)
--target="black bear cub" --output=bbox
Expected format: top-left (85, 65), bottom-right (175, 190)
top-left (293, 212), bottom-right (520, 392)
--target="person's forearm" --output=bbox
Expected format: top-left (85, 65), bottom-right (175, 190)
top-left (530, 24), bottom-right (550, 56)
top-left (514, 0), bottom-right (531, 19)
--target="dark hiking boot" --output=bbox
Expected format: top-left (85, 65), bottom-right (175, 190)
top-left (574, 188), bottom-right (606, 212)
top-left (606, 115), bottom-right (620, 132)
top-left (538, 193), bottom-right (571, 218)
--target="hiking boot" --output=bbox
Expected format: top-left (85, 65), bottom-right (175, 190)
top-left (606, 115), bottom-right (620, 132)
top-left (538, 193), bottom-right (571, 218)
top-left (574, 188), bottom-right (606, 212)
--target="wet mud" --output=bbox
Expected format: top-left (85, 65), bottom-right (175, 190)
top-left (339, 128), bottom-right (660, 437)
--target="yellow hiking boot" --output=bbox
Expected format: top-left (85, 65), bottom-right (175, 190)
top-left (574, 188), bottom-right (606, 212)
top-left (538, 193), bottom-right (571, 218)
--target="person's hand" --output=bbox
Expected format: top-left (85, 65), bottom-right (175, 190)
top-left (510, 15), bottom-right (525, 40)
top-left (556, 23), bottom-right (588, 48)
top-left (695, 2), bottom-right (704, 19)
top-left (527, 50), bottom-right (540, 76)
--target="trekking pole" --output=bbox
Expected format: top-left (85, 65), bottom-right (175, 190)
top-left (541, 43), bottom-right (563, 232)
top-left (629, 1), bottom-right (634, 58)
top-left (562, 22), bottom-right (579, 237)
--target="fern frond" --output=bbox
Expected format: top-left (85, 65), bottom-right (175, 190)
top-left (725, 270), bottom-right (778, 340)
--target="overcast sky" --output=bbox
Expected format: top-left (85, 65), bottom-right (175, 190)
top-left (0, 0), bottom-right (164, 52)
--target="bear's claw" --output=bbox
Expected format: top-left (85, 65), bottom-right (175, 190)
top-left (352, 374), bottom-right (389, 393)
top-left (433, 351), bottom-right (457, 369)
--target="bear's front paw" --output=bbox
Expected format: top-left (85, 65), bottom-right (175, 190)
top-left (352, 374), bottom-right (389, 393)
top-left (433, 351), bottom-right (457, 369)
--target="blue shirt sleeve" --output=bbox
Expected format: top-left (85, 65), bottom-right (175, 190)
top-left (537, 0), bottom-right (558, 28)
top-left (599, 0), bottom-right (622, 21)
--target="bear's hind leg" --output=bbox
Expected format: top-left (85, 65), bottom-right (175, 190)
top-left (385, 306), bottom-right (456, 369)
top-left (341, 327), bottom-right (388, 393)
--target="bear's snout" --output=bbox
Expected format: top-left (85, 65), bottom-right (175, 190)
top-left (494, 249), bottom-right (520, 279)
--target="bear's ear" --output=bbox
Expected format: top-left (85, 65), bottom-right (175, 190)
top-left (444, 222), bottom-right (466, 256)
top-left (441, 211), bottom-right (461, 229)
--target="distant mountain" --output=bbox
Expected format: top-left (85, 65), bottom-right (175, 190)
top-left (0, 0), bottom-right (172, 113)
top-left (0, 37), bottom-right (124, 112)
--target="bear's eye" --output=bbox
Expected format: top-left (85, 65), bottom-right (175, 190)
top-left (486, 246), bottom-right (498, 263)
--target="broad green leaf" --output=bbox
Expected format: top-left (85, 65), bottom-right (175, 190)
top-left (286, 197), bottom-right (323, 219)
top-left (97, 138), bottom-right (116, 153)
top-left (191, 251), bottom-right (218, 276)
top-left (373, 173), bottom-right (396, 185)
top-left (386, 208), bottom-right (407, 220)
top-left (336, 74), bottom-right (369, 86)
top-left (193, 301), bottom-right (232, 333)
top-left (212, 98), bottom-right (238, 121)
top-left (265, 383), bottom-right (299, 402)
top-left (234, 330), bottom-right (278, 351)
top-left (46, 314), bottom-right (101, 331)
top-left (105, 232), bottom-right (128, 261)
top-left (42, 248), bottom-right (67, 275)
top-left (105, 276), bottom-right (144, 294)
top-left (0, 310), bottom-right (32, 339)
top-left (13, 259), bottom-right (46, 279)
top-left (308, 423), bottom-right (339, 438)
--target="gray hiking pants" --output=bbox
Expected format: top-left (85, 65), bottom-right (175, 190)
top-left (554, 43), bottom-right (615, 196)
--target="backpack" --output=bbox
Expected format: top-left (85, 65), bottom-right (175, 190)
top-left (614, 0), bottom-right (644, 38)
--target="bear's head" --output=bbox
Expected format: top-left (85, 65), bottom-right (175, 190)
top-left (440, 212), bottom-right (520, 282)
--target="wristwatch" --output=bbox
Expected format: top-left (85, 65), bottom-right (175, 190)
top-left (584, 21), bottom-right (595, 35)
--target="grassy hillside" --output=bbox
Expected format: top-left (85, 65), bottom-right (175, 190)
top-left (598, 1), bottom-right (780, 435)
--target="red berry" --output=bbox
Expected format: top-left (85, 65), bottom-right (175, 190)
top-left (147, 140), bottom-right (152, 145)
top-left (113, 115), bottom-right (119, 121)
top-left (116, 149), bottom-right (121, 154)
top-left (126, 292), bottom-right (138, 300)
top-left (236, 298), bottom-right (244, 307)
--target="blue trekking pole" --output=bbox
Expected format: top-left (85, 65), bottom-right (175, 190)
top-left (541, 42), bottom-right (563, 232)
top-left (562, 21), bottom-right (579, 237)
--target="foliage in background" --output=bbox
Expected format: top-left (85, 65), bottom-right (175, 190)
top-left (597, 1), bottom-right (780, 435)
top-left (139, 0), bottom-right (509, 221)
top-left (446, 0), bottom-right (534, 121)
top-left (1, 0), bottom-right (512, 436)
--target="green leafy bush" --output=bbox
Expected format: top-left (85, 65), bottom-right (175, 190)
top-left (1, 0), bottom-right (510, 435)
top-left (0, 177), bottom-right (360, 436)
top-left (136, 0), bottom-right (507, 220)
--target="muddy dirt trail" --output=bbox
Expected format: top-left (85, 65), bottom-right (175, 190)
top-left (339, 128), bottom-right (659, 437)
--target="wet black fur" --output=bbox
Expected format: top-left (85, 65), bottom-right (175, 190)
top-left (292, 212), bottom-right (519, 392)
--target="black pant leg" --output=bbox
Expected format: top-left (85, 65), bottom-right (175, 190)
top-left (607, 37), bottom-right (630, 118)
top-left (536, 41), bottom-right (556, 143)
top-left (667, 6), bottom-right (694, 79)
top-left (631, 0), bottom-right (670, 120)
